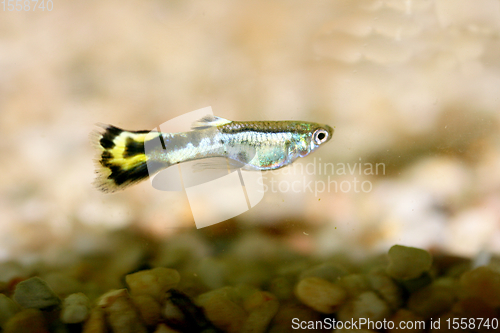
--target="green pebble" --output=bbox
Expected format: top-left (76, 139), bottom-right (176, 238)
top-left (13, 277), bottom-right (61, 309)
top-left (386, 245), bottom-right (432, 280)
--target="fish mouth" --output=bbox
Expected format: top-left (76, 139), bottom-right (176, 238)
top-left (325, 124), bottom-right (334, 139)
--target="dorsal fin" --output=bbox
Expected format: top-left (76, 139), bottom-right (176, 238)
top-left (191, 115), bottom-right (231, 130)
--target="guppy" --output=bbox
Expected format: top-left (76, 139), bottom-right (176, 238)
top-left (92, 115), bottom-right (333, 192)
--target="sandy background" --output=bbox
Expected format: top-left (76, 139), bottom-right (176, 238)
top-left (1, 0), bottom-right (500, 266)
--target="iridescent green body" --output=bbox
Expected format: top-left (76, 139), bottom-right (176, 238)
top-left (147, 118), bottom-right (334, 171)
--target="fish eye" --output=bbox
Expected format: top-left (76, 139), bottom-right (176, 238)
top-left (313, 129), bottom-right (329, 145)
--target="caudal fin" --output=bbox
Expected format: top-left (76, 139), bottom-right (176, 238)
top-left (91, 125), bottom-right (156, 193)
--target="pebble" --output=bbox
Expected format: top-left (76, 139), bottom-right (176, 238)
top-left (367, 270), bottom-right (403, 310)
top-left (452, 297), bottom-right (497, 321)
top-left (154, 323), bottom-right (181, 333)
top-left (131, 294), bottom-right (162, 327)
top-left (459, 266), bottom-right (500, 307)
top-left (388, 309), bottom-right (424, 333)
top-left (407, 278), bottom-right (455, 319)
top-left (299, 262), bottom-right (348, 283)
top-left (399, 271), bottom-right (433, 294)
top-left (241, 291), bottom-right (279, 333)
top-left (0, 294), bottom-right (20, 329)
top-left (60, 292), bottom-right (91, 324)
top-left (386, 245), bottom-right (432, 280)
top-left (226, 261), bottom-right (270, 287)
top-left (268, 303), bottom-right (322, 333)
top-left (269, 277), bottom-right (294, 300)
top-left (339, 274), bottom-right (370, 298)
top-left (99, 289), bottom-right (147, 333)
top-left (13, 277), bottom-right (61, 309)
top-left (243, 290), bottom-right (275, 312)
top-left (3, 308), bottom-right (48, 333)
top-left (162, 298), bottom-right (185, 322)
top-left (82, 308), bottom-right (107, 333)
top-left (125, 267), bottom-right (180, 301)
top-left (294, 277), bottom-right (347, 314)
top-left (337, 291), bottom-right (391, 322)
top-left (196, 288), bottom-right (247, 333)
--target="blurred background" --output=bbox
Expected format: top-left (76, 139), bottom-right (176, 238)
top-left (1, 0), bottom-right (500, 271)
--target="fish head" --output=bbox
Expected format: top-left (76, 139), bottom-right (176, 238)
top-left (297, 122), bottom-right (334, 157)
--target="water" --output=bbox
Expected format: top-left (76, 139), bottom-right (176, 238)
top-left (1, 0), bottom-right (499, 331)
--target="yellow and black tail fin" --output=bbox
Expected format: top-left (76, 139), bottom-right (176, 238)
top-left (91, 125), bottom-right (157, 193)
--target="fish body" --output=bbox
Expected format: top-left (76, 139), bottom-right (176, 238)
top-left (92, 116), bottom-right (333, 192)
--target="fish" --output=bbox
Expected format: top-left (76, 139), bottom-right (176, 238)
top-left (91, 115), bottom-right (333, 193)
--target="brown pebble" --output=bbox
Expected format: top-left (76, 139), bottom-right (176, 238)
top-left (196, 288), bottom-right (247, 333)
top-left (241, 291), bottom-right (279, 333)
top-left (452, 297), bottom-right (497, 321)
top-left (268, 302), bottom-right (322, 333)
top-left (4, 308), bottom-right (48, 333)
top-left (131, 294), bottom-right (162, 327)
top-left (82, 308), bottom-right (107, 333)
top-left (294, 277), bottom-right (347, 314)
top-left (0, 294), bottom-right (20, 329)
top-left (388, 309), bottom-right (425, 333)
top-left (99, 289), bottom-right (147, 333)
top-left (125, 267), bottom-right (180, 301)
top-left (408, 279), bottom-right (455, 319)
top-left (459, 266), bottom-right (500, 307)
top-left (367, 270), bottom-right (403, 310)
top-left (60, 292), bottom-right (91, 324)
top-left (154, 323), bottom-right (181, 333)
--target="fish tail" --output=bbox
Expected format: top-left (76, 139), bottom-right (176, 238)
top-left (91, 124), bottom-right (158, 193)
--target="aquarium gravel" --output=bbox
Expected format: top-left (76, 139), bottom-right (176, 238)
top-left (0, 231), bottom-right (499, 333)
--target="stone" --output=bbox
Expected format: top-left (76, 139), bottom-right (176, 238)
top-left (241, 291), bottom-right (279, 333)
top-left (299, 262), bottom-right (348, 283)
top-left (82, 308), bottom-right (107, 333)
top-left (408, 279), bottom-right (455, 319)
top-left (131, 294), bottom-right (162, 327)
top-left (196, 288), bottom-right (247, 333)
top-left (0, 294), bottom-right (20, 329)
top-left (3, 308), bottom-right (48, 333)
top-left (367, 270), bottom-right (403, 310)
top-left (60, 292), bottom-right (91, 324)
top-left (99, 289), bottom-right (147, 333)
top-left (337, 291), bottom-right (391, 322)
top-left (386, 245), bottom-right (432, 280)
top-left (125, 267), bottom-right (180, 301)
top-left (388, 309), bottom-right (425, 333)
top-left (459, 266), bottom-right (500, 307)
top-left (13, 277), bottom-right (61, 309)
top-left (294, 277), bottom-right (347, 314)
